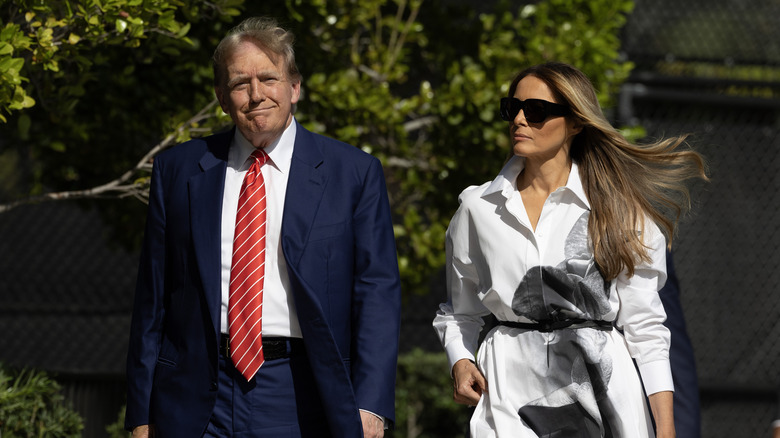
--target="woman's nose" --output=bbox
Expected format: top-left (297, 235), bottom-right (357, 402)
top-left (514, 109), bottom-right (528, 125)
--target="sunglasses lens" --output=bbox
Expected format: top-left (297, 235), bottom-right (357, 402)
top-left (500, 98), bottom-right (517, 121)
top-left (500, 98), bottom-right (551, 123)
top-left (523, 100), bottom-right (547, 123)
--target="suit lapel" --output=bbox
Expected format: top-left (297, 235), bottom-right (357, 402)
top-left (189, 133), bottom-right (231, 333)
top-left (281, 122), bottom-right (327, 268)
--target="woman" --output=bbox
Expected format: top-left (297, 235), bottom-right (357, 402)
top-left (433, 62), bottom-right (707, 438)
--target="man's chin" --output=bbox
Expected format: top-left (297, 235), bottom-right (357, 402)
top-left (237, 118), bottom-right (268, 133)
top-left (238, 126), bottom-right (278, 148)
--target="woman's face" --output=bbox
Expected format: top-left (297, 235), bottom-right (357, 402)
top-left (510, 75), bottom-right (580, 161)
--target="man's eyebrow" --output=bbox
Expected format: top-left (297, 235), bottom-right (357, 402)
top-left (226, 74), bottom-right (249, 88)
top-left (226, 71), bottom-right (282, 88)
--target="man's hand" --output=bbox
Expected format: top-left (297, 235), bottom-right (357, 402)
top-left (132, 425), bottom-right (153, 438)
top-left (360, 410), bottom-right (384, 438)
top-left (452, 358), bottom-right (487, 406)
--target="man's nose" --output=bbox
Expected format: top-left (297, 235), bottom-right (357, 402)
top-left (249, 80), bottom-right (264, 103)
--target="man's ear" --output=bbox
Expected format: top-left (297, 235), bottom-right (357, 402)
top-left (290, 80), bottom-right (301, 105)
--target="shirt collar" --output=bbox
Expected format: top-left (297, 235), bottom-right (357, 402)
top-left (565, 161), bottom-right (590, 209)
top-left (481, 155), bottom-right (591, 209)
top-left (232, 118), bottom-right (297, 173)
top-left (482, 155), bottom-right (525, 197)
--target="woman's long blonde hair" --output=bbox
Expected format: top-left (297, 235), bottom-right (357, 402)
top-left (508, 62), bottom-right (709, 280)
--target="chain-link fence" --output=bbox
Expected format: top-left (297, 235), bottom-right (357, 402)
top-left (620, 1), bottom-right (780, 436)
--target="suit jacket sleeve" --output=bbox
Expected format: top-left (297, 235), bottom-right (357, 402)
top-left (349, 157), bottom-right (402, 425)
top-left (125, 156), bottom-right (167, 430)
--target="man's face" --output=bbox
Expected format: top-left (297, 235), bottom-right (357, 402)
top-left (216, 40), bottom-right (301, 148)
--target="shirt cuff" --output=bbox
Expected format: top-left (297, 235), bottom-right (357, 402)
top-left (772, 419), bottom-right (780, 429)
top-left (638, 359), bottom-right (674, 396)
top-left (359, 409), bottom-right (389, 430)
top-left (442, 343), bottom-right (477, 377)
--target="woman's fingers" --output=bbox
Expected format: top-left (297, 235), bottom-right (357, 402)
top-left (452, 358), bottom-right (487, 406)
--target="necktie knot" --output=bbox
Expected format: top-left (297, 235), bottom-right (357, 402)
top-left (251, 148), bottom-right (269, 167)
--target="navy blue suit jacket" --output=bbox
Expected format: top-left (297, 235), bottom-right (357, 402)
top-left (125, 122), bottom-right (402, 437)
top-left (659, 252), bottom-right (701, 438)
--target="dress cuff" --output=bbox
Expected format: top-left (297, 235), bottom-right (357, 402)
top-left (444, 347), bottom-right (475, 377)
top-left (638, 359), bottom-right (674, 396)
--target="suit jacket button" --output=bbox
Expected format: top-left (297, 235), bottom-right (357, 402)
top-left (210, 381), bottom-right (218, 391)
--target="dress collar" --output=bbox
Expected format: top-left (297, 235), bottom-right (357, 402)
top-left (481, 155), bottom-right (591, 209)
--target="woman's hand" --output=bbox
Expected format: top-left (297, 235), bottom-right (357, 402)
top-left (452, 358), bottom-right (487, 406)
top-left (648, 390), bottom-right (675, 438)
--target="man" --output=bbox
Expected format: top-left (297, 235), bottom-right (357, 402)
top-left (125, 17), bottom-right (401, 438)
top-left (658, 252), bottom-right (701, 438)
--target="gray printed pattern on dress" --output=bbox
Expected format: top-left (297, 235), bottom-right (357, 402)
top-left (511, 212), bottom-right (611, 322)
top-left (510, 211), bottom-right (617, 437)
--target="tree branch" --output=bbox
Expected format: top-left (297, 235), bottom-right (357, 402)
top-left (0, 100), bottom-right (223, 214)
top-left (0, 103), bottom-right (439, 214)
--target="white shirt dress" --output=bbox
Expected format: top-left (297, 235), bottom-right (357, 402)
top-left (433, 156), bottom-right (674, 438)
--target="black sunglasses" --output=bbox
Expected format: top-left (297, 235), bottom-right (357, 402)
top-left (499, 97), bottom-right (570, 123)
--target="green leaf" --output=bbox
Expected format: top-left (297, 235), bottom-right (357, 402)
top-left (177, 22), bottom-right (191, 38)
top-left (0, 57), bottom-right (13, 73)
top-left (115, 19), bottom-right (128, 33)
top-left (9, 57), bottom-right (25, 74)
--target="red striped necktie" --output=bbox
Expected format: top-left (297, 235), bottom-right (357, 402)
top-left (228, 148), bottom-right (269, 381)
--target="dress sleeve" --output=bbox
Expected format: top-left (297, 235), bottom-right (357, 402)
top-left (432, 195), bottom-right (491, 373)
top-left (614, 221), bottom-right (674, 396)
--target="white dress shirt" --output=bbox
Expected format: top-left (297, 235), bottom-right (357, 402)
top-left (220, 120), bottom-right (301, 338)
top-left (433, 155), bottom-right (674, 397)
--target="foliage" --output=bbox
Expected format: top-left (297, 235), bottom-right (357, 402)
top-left (271, 0), bottom-right (636, 294)
top-left (106, 404), bottom-right (129, 438)
top-left (0, 0), bottom-right (240, 246)
top-left (391, 348), bottom-right (471, 438)
top-left (0, 0), bottom-right (636, 294)
top-left (0, 0), bottom-right (242, 122)
top-left (0, 365), bottom-right (83, 437)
